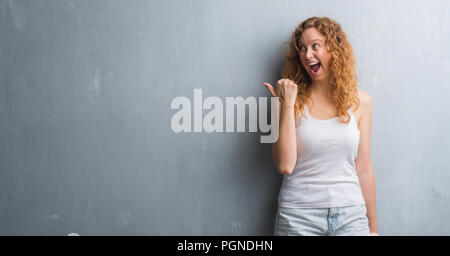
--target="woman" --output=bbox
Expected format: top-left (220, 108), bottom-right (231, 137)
top-left (263, 17), bottom-right (378, 236)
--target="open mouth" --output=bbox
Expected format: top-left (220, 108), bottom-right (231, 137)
top-left (309, 62), bottom-right (321, 73)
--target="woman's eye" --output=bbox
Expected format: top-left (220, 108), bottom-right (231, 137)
top-left (313, 44), bottom-right (320, 49)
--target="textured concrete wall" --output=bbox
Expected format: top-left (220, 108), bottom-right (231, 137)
top-left (1, 0), bottom-right (449, 235)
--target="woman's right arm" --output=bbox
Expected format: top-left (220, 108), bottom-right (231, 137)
top-left (263, 79), bottom-right (298, 175)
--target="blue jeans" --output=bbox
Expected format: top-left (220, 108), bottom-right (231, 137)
top-left (274, 204), bottom-right (370, 236)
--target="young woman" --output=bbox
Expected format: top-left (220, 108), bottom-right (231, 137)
top-left (263, 17), bottom-right (378, 236)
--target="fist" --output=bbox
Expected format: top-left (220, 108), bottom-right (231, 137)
top-left (263, 79), bottom-right (298, 106)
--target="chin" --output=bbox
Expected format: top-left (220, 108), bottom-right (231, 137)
top-left (311, 76), bottom-right (326, 82)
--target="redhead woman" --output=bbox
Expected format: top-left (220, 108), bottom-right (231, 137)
top-left (263, 17), bottom-right (378, 236)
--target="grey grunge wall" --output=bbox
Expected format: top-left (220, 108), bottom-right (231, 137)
top-left (1, 0), bottom-right (449, 235)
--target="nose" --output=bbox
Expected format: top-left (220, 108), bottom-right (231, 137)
top-left (305, 48), bottom-right (314, 60)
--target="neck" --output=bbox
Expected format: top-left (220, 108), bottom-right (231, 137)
top-left (310, 80), bottom-right (329, 95)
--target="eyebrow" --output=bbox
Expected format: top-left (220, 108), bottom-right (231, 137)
top-left (299, 39), bottom-right (323, 46)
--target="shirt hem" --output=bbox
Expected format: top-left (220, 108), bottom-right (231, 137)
top-left (278, 201), bottom-right (365, 209)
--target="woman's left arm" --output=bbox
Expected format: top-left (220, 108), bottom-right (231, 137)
top-left (355, 90), bottom-right (378, 235)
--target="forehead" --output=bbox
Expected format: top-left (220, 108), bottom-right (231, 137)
top-left (299, 27), bottom-right (325, 44)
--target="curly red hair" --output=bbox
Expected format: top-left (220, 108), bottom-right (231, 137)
top-left (282, 16), bottom-right (359, 124)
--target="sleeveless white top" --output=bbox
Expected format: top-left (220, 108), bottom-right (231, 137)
top-left (277, 105), bottom-right (366, 208)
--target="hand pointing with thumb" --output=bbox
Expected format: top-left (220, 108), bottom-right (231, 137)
top-left (263, 79), bottom-right (298, 107)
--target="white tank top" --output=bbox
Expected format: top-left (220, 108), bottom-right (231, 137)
top-left (277, 105), bottom-right (366, 208)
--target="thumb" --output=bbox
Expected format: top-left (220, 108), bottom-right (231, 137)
top-left (263, 82), bottom-right (277, 97)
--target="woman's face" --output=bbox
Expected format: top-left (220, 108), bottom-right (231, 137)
top-left (298, 27), bottom-right (332, 82)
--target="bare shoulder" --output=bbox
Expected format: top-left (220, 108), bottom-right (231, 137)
top-left (356, 89), bottom-right (373, 127)
top-left (358, 89), bottom-right (373, 105)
